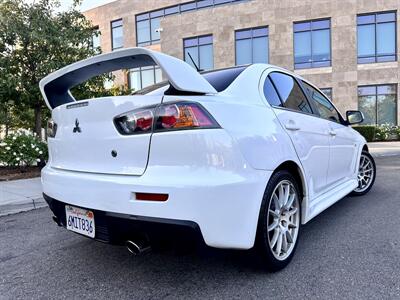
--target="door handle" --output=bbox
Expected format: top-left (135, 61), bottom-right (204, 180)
top-left (285, 121), bottom-right (300, 131)
top-left (329, 130), bottom-right (337, 136)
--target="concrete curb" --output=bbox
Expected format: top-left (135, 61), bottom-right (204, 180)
top-left (0, 197), bottom-right (47, 217)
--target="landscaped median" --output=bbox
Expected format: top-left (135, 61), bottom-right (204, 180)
top-left (353, 124), bottom-right (400, 142)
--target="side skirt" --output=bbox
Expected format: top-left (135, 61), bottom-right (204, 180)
top-left (303, 179), bottom-right (358, 224)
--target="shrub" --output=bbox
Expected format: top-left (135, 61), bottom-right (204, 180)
top-left (0, 131), bottom-right (48, 167)
top-left (375, 124), bottom-right (399, 141)
top-left (352, 125), bottom-right (376, 142)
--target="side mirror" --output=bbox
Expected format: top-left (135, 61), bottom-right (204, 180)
top-left (346, 110), bottom-right (364, 125)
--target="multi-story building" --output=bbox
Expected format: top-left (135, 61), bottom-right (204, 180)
top-left (84, 0), bottom-right (400, 125)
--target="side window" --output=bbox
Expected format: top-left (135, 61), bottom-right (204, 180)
top-left (269, 72), bottom-right (313, 114)
top-left (263, 76), bottom-right (282, 106)
top-left (302, 82), bottom-right (341, 123)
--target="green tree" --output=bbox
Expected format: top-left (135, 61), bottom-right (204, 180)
top-left (0, 0), bottom-right (121, 138)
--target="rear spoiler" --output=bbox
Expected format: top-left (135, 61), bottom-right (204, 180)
top-left (39, 47), bottom-right (217, 110)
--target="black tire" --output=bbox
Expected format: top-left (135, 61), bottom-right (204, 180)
top-left (350, 151), bottom-right (376, 197)
top-left (255, 170), bottom-right (301, 272)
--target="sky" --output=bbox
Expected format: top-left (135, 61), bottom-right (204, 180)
top-left (59, 0), bottom-right (116, 11)
top-left (25, 0), bottom-right (116, 11)
top-left (62, 0), bottom-right (116, 11)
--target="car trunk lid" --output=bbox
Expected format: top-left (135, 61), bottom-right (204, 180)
top-left (49, 95), bottom-right (161, 176)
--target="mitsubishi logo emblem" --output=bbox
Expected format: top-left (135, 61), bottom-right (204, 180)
top-left (73, 118), bottom-right (81, 133)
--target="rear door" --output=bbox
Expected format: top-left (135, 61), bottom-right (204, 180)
top-left (266, 72), bottom-right (331, 200)
top-left (302, 82), bottom-right (358, 186)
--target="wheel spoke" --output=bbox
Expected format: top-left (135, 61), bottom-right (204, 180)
top-left (284, 193), bottom-right (295, 210)
top-left (275, 232), bottom-right (283, 256)
top-left (268, 219), bottom-right (279, 232)
top-left (269, 209), bottom-right (279, 218)
top-left (272, 194), bottom-right (280, 210)
top-left (270, 228), bottom-right (279, 248)
top-left (287, 207), bottom-right (298, 216)
top-left (282, 231), bottom-right (288, 253)
top-left (283, 184), bottom-right (290, 207)
top-left (278, 185), bottom-right (285, 207)
top-left (286, 230), bottom-right (293, 243)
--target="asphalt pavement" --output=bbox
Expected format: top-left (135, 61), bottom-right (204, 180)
top-left (0, 156), bottom-right (399, 299)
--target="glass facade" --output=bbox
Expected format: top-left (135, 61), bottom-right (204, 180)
top-left (136, 0), bottom-right (247, 46)
top-left (357, 12), bottom-right (396, 63)
top-left (111, 19), bottom-right (123, 50)
top-left (358, 85), bottom-right (397, 125)
top-left (184, 35), bottom-right (214, 70)
top-left (128, 66), bottom-right (163, 92)
top-left (235, 27), bottom-right (269, 65)
top-left (294, 19), bottom-right (331, 69)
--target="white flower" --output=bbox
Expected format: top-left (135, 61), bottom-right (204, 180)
top-left (12, 136), bottom-right (16, 140)
top-left (31, 144), bottom-right (34, 148)
top-left (5, 146), bottom-right (10, 150)
top-left (0, 142), bottom-right (6, 147)
top-left (39, 151), bottom-right (43, 155)
top-left (36, 148), bottom-right (39, 151)
top-left (36, 159), bottom-right (41, 162)
top-left (13, 152), bottom-right (16, 155)
top-left (16, 157), bottom-right (20, 161)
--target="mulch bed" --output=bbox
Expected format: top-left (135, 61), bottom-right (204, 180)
top-left (0, 166), bottom-right (42, 181)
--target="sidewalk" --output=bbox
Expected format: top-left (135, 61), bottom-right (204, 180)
top-left (0, 178), bottom-right (46, 216)
top-left (368, 141), bottom-right (400, 157)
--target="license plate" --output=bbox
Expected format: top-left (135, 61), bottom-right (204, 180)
top-left (65, 205), bottom-right (95, 238)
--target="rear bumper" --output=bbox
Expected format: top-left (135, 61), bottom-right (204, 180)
top-left (41, 165), bottom-right (271, 249)
top-left (44, 194), bottom-right (203, 245)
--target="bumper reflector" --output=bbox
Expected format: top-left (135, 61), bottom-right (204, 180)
top-left (135, 192), bottom-right (169, 202)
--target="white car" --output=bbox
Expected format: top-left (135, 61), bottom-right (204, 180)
top-left (40, 48), bottom-right (376, 271)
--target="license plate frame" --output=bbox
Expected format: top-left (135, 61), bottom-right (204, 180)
top-left (65, 205), bottom-right (95, 238)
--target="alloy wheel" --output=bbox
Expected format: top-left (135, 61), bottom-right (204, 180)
top-left (354, 153), bottom-right (375, 193)
top-left (267, 180), bottom-right (300, 261)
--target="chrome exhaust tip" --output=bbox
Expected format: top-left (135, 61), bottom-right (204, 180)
top-left (126, 239), bottom-right (151, 255)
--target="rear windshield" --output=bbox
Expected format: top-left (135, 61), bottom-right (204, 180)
top-left (202, 66), bottom-right (247, 92)
top-left (133, 66), bottom-right (247, 95)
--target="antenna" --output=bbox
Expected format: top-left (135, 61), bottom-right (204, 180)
top-left (187, 52), bottom-right (202, 72)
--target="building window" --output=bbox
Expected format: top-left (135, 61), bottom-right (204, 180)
top-left (128, 66), bottom-right (163, 92)
top-left (184, 35), bottom-right (214, 71)
top-left (135, 0), bottom-right (247, 46)
top-left (111, 19), bottom-right (123, 50)
top-left (357, 11), bottom-right (396, 64)
top-left (294, 19), bottom-right (331, 69)
top-left (136, 10), bottom-right (162, 46)
top-left (91, 27), bottom-right (101, 52)
top-left (235, 27), bottom-right (269, 65)
top-left (358, 84), bottom-right (397, 125)
top-left (320, 88), bottom-right (332, 101)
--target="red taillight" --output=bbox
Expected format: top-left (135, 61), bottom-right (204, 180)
top-left (114, 101), bottom-right (219, 135)
top-left (155, 102), bottom-right (219, 131)
top-left (114, 109), bottom-right (154, 135)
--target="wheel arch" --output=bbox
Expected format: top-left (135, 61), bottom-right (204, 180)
top-left (273, 160), bottom-right (308, 224)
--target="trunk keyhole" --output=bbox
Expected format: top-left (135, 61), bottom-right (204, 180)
top-left (111, 150), bottom-right (117, 158)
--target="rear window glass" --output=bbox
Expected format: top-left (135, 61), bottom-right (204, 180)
top-left (201, 66), bottom-right (247, 92)
top-left (137, 66), bottom-right (247, 95)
